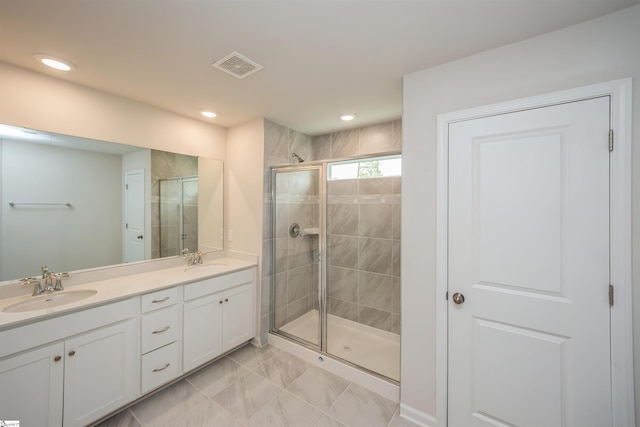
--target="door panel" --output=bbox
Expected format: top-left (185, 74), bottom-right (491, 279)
top-left (271, 166), bottom-right (322, 348)
top-left (124, 170), bottom-right (145, 262)
top-left (448, 96), bottom-right (611, 426)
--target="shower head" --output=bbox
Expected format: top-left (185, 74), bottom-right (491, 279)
top-left (291, 153), bottom-right (305, 163)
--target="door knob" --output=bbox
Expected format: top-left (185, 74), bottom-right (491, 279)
top-left (452, 292), bottom-right (465, 304)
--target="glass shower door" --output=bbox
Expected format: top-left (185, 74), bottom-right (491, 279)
top-left (159, 176), bottom-right (198, 257)
top-left (181, 178), bottom-right (198, 253)
top-left (271, 166), bottom-right (324, 349)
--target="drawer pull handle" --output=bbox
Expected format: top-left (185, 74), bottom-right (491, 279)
top-left (152, 363), bottom-right (171, 373)
top-left (152, 296), bottom-right (170, 304)
top-left (152, 326), bottom-right (170, 334)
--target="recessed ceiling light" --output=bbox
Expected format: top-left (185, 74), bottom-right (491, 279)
top-left (201, 111), bottom-right (217, 118)
top-left (339, 114), bottom-right (355, 121)
top-left (34, 54), bottom-right (76, 71)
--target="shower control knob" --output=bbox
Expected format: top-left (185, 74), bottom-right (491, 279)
top-left (452, 293), bottom-right (465, 305)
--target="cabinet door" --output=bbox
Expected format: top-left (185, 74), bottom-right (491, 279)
top-left (63, 319), bottom-right (137, 427)
top-left (223, 283), bottom-right (255, 352)
top-left (0, 342), bottom-right (64, 426)
top-left (183, 292), bottom-right (223, 372)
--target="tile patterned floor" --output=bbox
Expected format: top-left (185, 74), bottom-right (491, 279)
top-left (94, 344), bottom-right (420, 427)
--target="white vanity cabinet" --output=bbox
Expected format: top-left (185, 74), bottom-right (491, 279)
top-left (139, 287), bottom-right (181, 393)
top-left (0, 262), bottom-right (257, 426)
top-left (0, 299), bottom-right (138, 427)
top-left (0, 342), bottom-right (64, 426)
top-left (183, 268), bottom-right (255, 372)
top-left (63, 319), bottom-right (137, 426)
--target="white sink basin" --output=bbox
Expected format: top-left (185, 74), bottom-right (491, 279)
top-left (2, 289), bottom-right (98, 313)
top-left (184, 263), bottom-right (228, 273)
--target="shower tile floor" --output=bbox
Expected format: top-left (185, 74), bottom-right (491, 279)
top-left (279, 310), bottom-right (400, 381)
top-left (94, 344), bottom-right (419, 427)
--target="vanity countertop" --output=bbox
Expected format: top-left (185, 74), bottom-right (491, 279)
top-left (0, 256), bottom-right (257, 330)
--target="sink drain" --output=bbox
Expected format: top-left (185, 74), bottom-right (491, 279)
top-left (343, 346), bottom-right (352, 352)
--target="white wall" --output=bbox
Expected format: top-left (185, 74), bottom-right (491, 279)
top-left (401, 5), bottom-right (640, 424)
top-left (1, 140), bottom-right (122, 278)
top-left (225, 118), bottom-right (265, 342)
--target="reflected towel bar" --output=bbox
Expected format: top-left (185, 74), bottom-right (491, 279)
top-left (9, 201), bottom-right (72, 207)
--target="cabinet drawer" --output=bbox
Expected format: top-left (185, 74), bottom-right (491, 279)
top-left (141, 342), bottom-right (179, 394)
top-left (184, 268), bottom-right (254, 301)
top-left (141, 287), bottom-right (179, 313)
top-left (141, 306), bottom-right (179, 354)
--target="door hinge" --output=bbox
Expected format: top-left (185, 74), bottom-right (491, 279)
top-left (609, 284), bottom-right (614, 306)
top-left (609, 129), bottom-right (614, 152)
top-left (445, 291), bottom-right (449, 301)
top-left (126, 183), bottom-right (129, 190)
top-left (126, 223), bottom-right (129, 229)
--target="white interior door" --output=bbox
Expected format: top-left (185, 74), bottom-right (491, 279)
top-left (448, 96), bottom-right (612, 426)
top-left (124, 170), bottom-right (145, 263)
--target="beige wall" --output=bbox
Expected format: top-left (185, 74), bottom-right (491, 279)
top-left (226, 117), bottom-right (266, 343)
top-left (0, 62), bottom-right (226, 160)
top-left (402, 5), bottom-right (640, 424)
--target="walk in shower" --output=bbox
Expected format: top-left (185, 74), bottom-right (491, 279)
top-left (158, 176), bottom-right (198, 257)
top-left (270, 155), bottom-right (401, 381)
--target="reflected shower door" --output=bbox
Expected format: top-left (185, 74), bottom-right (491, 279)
top-left (181, 178), bottom-right (198, 253)
top-left (159, 176), bottom-right (198, 257)
top-left (271, 166), bottom-right (324, 349)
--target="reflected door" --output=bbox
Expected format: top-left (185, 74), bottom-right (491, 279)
top-left (271, 166), bottom-right (324, 348)
top-left (124, 170), bottom-right (145, 262)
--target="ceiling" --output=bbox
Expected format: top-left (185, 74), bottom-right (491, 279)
top-left (1, 0), bottom-right (638, 136)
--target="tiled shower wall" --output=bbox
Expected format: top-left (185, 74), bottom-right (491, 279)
top-left (327, 176), bottom-right (401, 333)
top-left (261, 119), bottom-right (313, 344)
top-left (314, 121), bottom-right (402, 334)
top-left (272, 170), bottom-right (319, 330)
top-left (261, 119), bottom-right (402, 343)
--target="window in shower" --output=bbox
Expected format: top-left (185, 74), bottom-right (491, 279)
top-left (328, 155), bottom-right (401, 181)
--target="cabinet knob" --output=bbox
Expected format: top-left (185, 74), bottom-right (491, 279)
top-left (68, 350), bottom-right (76, 357)
top-left (219, 300), bottom-right (223, 304)
top-left (54, 355), bottom-right (62, 362)
top-left (225, 298), bottom-right (229, 302)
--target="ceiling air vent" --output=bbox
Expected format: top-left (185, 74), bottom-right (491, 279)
top-left (212, 51), bottom-right (263, 79)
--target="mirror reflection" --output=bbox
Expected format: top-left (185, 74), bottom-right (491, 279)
top-left (0, 124), bottom-right (224, 282)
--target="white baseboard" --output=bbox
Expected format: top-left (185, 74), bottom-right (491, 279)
top-left (400, 403), bottom-right (438, 427)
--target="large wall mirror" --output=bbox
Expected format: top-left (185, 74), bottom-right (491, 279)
top-left (0, 124), bottom-right (224, 282)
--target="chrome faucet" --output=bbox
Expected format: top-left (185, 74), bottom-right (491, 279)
top-left (20, 277), bottom-right (43, 296)
top-left (53, 273), bottom-right (69, 291)
top-left (22, 266), bottom-right (70, 295)
top-left (44, 271), bottom-right (55, 292)
top-left (183, 248), bottom-right (203, 266)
